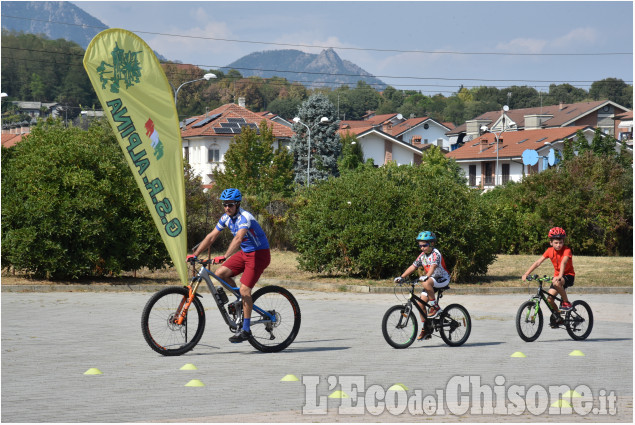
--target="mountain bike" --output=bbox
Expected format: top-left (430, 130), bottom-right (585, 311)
top-left (382, 279), bottom-right (471, 349)
top-left (141, 257), bottom-right (301, 356)
top-left (516, 275), bottom-right (593, 342)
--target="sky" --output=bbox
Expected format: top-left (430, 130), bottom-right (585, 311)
top-left (72, 1), bottom-right (634, 96)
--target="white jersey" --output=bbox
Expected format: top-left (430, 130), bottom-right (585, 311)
top-left (412, 248), bottom-right (450, 285)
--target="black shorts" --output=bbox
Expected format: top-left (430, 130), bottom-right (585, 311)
top-left (549, 275), bottom-right (574, 290)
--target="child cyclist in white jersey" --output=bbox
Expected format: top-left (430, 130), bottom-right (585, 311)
top-left (394, 231), bottom-right (451, 340)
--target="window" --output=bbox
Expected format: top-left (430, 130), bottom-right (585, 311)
top-left (183, 146), bottom-right (189, 162)
top-left (483, 162), bottom-right (494, 186)
top-left (469, 165), bottom-right (476, 187)
top-left (208, 147), bottom-right (220, 163)
top-left (502, 163), bottom-right (510, 184)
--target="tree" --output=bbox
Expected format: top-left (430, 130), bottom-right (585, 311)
top-left (548, 83), bottom-right (589, 105)
top-left (293, 163), bottom-right (497, 280)
top-left (589, 78), bottom-right (631, 107)
top-left (338, 132), bottom-right (364, 172)
top-left (1, 119), bottom-right (170, 279)
top-left (212, 120), bottom-right (294, 198)
top-left (290, 93), bottom-right (341, 185)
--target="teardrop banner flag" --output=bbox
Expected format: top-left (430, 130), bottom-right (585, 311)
top-left (83, 29), bottom-right (188, 284)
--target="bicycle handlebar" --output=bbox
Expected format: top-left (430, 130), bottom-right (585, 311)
top-left (526, 274), bottom-right (552, 282)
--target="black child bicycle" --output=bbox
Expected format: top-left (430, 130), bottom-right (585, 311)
top-left (516, 274), bottom-right (593, 342)
top-left (141, 257), bottom-right (301, 355)
top-left (382, 279), bottom-right (471, 349)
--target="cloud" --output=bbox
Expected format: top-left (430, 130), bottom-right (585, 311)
top-left (551, 27), bottom-right (600, 48)
top-left (496, 38), bottom-right (547, 54)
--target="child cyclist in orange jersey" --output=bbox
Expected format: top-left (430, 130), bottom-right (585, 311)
top-left (522, 227), bottom-right (574, 325)
top-left (394, 231), bottom-right (450, 340)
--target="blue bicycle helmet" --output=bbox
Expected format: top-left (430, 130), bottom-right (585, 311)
top-left (416, 231), bottom-right (436, 241)
top-left (220, 188), bottom-right (242, 202)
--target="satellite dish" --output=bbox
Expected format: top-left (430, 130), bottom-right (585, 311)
top-left (522, 149), bottom-right (539, 166)
top-left (396, 114), bottom-right (403, 120)
top-left (547, 148), bottom-right (556, 166)
top-left (503, 105), bottom-right (510, 112)
top-left (465, 135), bottom-right (473, 142)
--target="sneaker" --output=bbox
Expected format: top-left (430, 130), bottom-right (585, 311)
top-left (417, 328), bottom-right (431, 341)
top-left (229, 329), bottom-right (252, 343)
top-left (560, 302), bottom-right (572, 311)
top-left (428, 304), bottom-right (441, 318)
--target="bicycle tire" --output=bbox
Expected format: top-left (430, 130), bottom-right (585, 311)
top-left (438, 303), bottom-right (471, 347)
top-left (382, 305), bottom-right (418, 349)
top-left (141, 286), bottom-right (206, 356)
top-left (565, 300), bottom-right (593, 340)
top-left (248, 285), bottom-right (301, 353)
top-left (516, 300), bottom-right (543, 342)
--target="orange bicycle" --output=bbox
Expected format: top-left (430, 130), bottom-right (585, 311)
top-left (141, 257), bottom-right (301, 355)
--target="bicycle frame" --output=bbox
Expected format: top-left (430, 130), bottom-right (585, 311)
top-left (399, 282), bottom-right (447, 329)
top-left (175, 261), bottom-right (278, 332)
top-left (526, 277), bottom-right (564, 320)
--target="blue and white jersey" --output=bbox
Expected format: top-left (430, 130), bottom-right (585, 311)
top-left (215, 208), bottom-right (270, 253)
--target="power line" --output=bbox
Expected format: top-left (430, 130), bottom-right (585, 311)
top-left (2, 14), bottom-right (633, 57)
top-left (4, 46), bottom-right (632, 86)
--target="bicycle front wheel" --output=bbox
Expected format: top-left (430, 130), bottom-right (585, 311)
top-left (141, 286), bottom-right (206, 356)
top-left (566, 300), bottom-right (593, 340)
top-left (382, 305), bottom-right (418, 349)
top-left (248, 285), bottom-right (301, 353)
top-left (516, 300), bottom-right (543, 342)
top-left (438, 304), bottom-right (471, 347)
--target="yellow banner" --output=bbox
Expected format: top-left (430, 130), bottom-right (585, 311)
top-left (83, 29), bottom-right (188, 284)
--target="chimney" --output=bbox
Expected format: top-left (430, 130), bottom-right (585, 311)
top-left (559, 102), bottom-right (564, 110)
top-left (479, 137), bottom-right (489, 153)
top-left (238, 97), bottom-right (246, 108)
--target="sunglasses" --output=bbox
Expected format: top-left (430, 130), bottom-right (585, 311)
top-left (418, 243), bottom-right (430, 248)
top-left (222, 202), bottom-right (237, 208)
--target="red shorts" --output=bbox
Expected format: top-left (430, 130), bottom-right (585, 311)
top-left (222, 249), bottom-right (271, 288)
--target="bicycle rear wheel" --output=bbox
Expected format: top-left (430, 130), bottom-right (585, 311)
top-left (248, 285), bottom-right (301, 353)
top-left (566, 300), bottom-right (593, 340)
top-left (141, 286), bottom-right (206, 356)
top-left (382, 305), bottom-right (418, 349)
top-left (516, 300), bottom-right (543, 342)
top-left (438, 304), bottom-right (471, 347)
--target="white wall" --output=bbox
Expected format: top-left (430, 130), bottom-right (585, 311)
top-left (402, 122), bottom-right (451, 149)
top-left (183, 137), bottom-right (290, 185)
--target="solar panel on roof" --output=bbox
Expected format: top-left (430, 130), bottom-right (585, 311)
top-left (221, 122), bottom-right (240, 128)
top-left (227, 117), bottom-right (246, 124)
top-left (213, 127), bottom-right (233, 134)
top-left (192, 113), bottom-right (221, 128)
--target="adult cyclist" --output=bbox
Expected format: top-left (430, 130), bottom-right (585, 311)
top-left (188, 188), bottom-right (271, 343)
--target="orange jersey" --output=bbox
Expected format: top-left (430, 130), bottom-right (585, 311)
top-left (543, 246), bottom-right (575, 276)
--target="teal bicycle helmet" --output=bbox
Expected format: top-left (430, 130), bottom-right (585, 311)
top-left (220, 188), bottom-right (242, 202)
top-left (416, 231), bottom-right (436, 241)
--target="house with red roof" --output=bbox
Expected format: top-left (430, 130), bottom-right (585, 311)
top-left (447, 100), bottom-right (630, 148)
top-left (338, 123), bottom-right (426, 166)
top-left (181, 103), bottom-right (295, 186)
top-left (336, 113), bottom-right (455, 166)
top-left (446, 126), bottom-right (596, 189)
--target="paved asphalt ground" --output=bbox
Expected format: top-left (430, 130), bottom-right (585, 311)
top-left (1, 288), bottom-right (632, 423)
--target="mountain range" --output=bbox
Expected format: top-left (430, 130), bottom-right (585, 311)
top-left (2, 1), bottom-right (386, 90)
top-left (224, 48), bottom-right (386, 89)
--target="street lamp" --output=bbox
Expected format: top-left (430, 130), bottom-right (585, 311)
top-left (173, 73), bottom-right (216, 106)
top-left (293, 116), bottom-right (329, 186)
top-left (480, 105), bottom-right (514, 186)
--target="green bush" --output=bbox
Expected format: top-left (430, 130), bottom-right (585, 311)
top-left (1, 119), bottom-right (171, 279)
top-left (483, 152), bottom-right (633, 255)
top-left (293, 161), bottom-right (497, 281)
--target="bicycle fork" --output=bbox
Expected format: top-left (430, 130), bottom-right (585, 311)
top-left (525, 298), bottom-right (541, 323)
